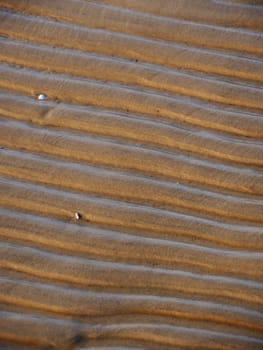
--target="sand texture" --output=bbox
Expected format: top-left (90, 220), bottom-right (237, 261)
top-left (0, 0), bottom-right (263, 349)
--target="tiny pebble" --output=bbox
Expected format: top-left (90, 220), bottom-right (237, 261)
top-left (75, 212), bottom-right (81, 220)
top-left (38, 93), bottom-right (47, 100)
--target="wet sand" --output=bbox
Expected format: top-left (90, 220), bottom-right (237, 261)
top-left (0, 0), bottom-right (262, 349)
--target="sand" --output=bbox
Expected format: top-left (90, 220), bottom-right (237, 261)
top-left (0, 0), bottom-right (262, 349)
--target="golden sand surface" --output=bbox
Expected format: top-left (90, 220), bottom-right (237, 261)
top-left (0, 0), bottom-right (262, 349)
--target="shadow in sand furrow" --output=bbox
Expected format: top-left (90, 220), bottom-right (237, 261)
top-left (1, 38), bottom-right (263, 111)
top-left (1, 90), bottom-right (263, 164)
top-left (1, 149), bottom-right (263, 223)
top-left (87, 0), bottom-right (263, 31)
top-left (0, 0), bottom-right (262, 55)
top-left (0, 241), bottom-right (262, 300)
top-left (1, 119), bottom-right (262, 197)
top-left (0, 10), bottom-right (262, 82)
top-left (0, 209), bottom-right (263, 310)
top-left (1, 310), bottom-right (263, 350)
top-left (1, 177), bottom-right (263, 250)
top-left (0, 63), bottom-right (262, 139)
top-left (0, 276), bottom-right (263, 334)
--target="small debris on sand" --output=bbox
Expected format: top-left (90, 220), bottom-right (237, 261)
top-left (74, 212), bottom-right (81, 220)
top-left (37, 93), bottom-right (47, 100)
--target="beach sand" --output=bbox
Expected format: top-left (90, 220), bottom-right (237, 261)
top-left (0, 0), bottom-right (262, 349)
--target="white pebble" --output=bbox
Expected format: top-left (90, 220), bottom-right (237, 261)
top-left (75, 212), bottom-right (81, 220)
top-left (37, 93), bottom-right (47, 100)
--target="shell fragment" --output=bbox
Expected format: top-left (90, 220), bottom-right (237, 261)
top-left (37, 93), bottom-right (47, 100)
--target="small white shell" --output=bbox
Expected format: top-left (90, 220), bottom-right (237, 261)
top-left (75, 212), bottom-right (81, 220)
top-left (37, 93), bottom-right (47, 100)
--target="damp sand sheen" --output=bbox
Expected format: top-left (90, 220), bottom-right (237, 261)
top-left (0, 0), bottom-right (263, 349)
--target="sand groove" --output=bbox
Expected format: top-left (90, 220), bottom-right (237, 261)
top-left (1, 64), bottom-right (263, 137)
top-left (1, 10), bottom-right (263, 82)
top-left (1, 38), bottom-right (263, 111)
top-left (1, 0), bottom-right (263, 55)
top-left (1, 91), bottom-right (263, 162)
top-left (90, 0), bottom-right (263, 30)
top-left (1, 149), bottom-right (263, 224)
top-left (0, 1), bottom-right (262, 349)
